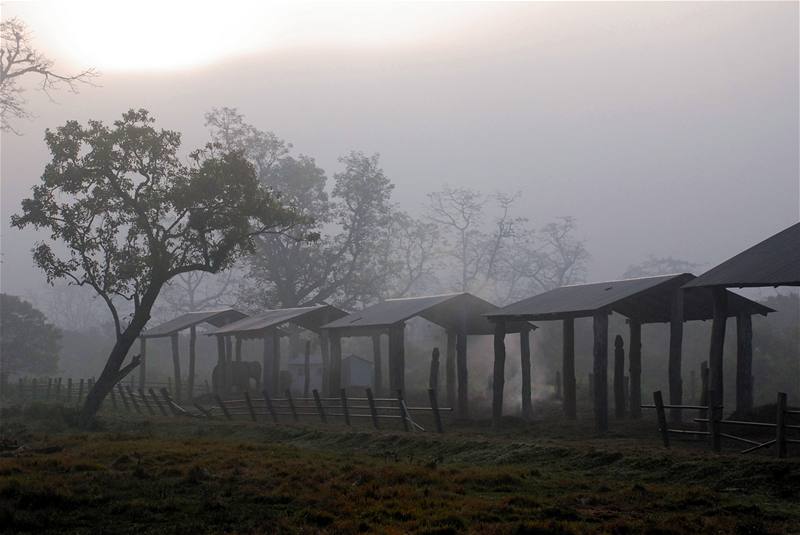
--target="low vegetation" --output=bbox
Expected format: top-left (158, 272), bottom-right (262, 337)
top-left (1, 403), bottom-right (799, 534)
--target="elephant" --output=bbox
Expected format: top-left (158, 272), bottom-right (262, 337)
top-left (212, 361), bottom-right (261, 395)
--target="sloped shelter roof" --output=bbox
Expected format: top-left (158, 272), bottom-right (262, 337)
top-left (486, 274), bottom-right (772, 323)
top-left (684, 222), bottom-right (800, 288)
top-left (322, 293), bottom-right (533, 335)
top-left (207, 305), bottom-right (348, 338)
top-left (141, 308), bottom-right (248, 338)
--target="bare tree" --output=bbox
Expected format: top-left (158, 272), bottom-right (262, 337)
top-left (0, 17), bottom-right (97, 133)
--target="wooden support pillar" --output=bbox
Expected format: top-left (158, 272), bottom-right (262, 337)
top-left (303, 340), bottom-right (311, 398)
top-left (736, 313), bottom-right (754, 413)
top-left (170, 333), bottom-right (182, 401)
top-left (235, 336), bottom-right (242, 362)
top-left (456, 332), bottom-right (468, 419)
top-left (224, 336), bottom-right (233, 395)
top-left (520, 326), bottom-right (533, 419)
top-left (446, 330), bottom-right (456, 410)
top-left (562, 318), bottom-right (576, 419)
top-left (492, 320), bottom-right (507, 427)
top-left (272, 334), bottom-right (282, 394)
top-left (329, 331), bottom-right (342, 394)
top-left (262, 334), bottom-right (273, 395)
top-left (628, 319), bottom-right (642, 419)
top-left (709, 288), bottom-right (728, 409)
top-left (668, 288), bottom-right (684, 422)
top-left (188, 326), bottom-right (196, 400)
top-left (429, 347), bottom-right (440, 391)
top-left (372, 334), bottom-right (382, 396)
top-left (319, 331), bottom-right (330, 396)
top-left (593, 310), bottom-right (609, 433)
top-left (139, 337), bottom-right (147, 388)
top-left (216, 335), bottom-right (226, 395)
top-left (614, 334), bottom-right (625, 419)
top-left (388, 324), bottom-right (405, 394)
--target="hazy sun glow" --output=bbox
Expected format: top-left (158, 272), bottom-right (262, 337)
top-left (13, 1), bottom-right (490, 72)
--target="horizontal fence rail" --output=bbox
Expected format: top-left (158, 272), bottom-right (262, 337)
top-left (643, 390), bottom-right (798, 458)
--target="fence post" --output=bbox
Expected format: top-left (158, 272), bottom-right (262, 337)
top-left (138, 388), bottom-right (155, 415)
top-left (32, 378), bottom-right (38, 401)
top-left (285, 389), bottom-right (299, 422)
top-left (214, 393), bottom-right (232, 420)
top-left (126, 386), bottom-right (142, 414)
top-left (428, 388), bottom-right (444, 433)
top-left (244, 391), bottom-right (257, 422)
top-left (117, 384), bottom-right (130, 412)
top-left (193, 402), bottom-right (213, 419)
top-left (56, 378), bottom-right (62, 400)
top-left (46, 378), bottom-right (52, 400)
top-left (18, 378), bottom-right (25, 400)
top-left (149, 388), bottom-right (168, 416)
top-left (262, 390), bottom-right (278, 423)
top-left (78, 378), bottom-right (85, 404)
top-left (66, 378), bottom-right (72, 403)
top-left (708, 389), bottom-right (721, 452)
top-left (340, 389), bottom-right (351, 426)
top-left (366, 387), bottom-right (380, 430)
top-left (776, 392), bottom-right (787, 459)
top-left (160, 388), bottom-right (180, 416)
top-left (313, 389), bottom-right (327, 424)
top-left (397, 389), bottom-right (410, 432)
top-left (653, 391), bottom-right (669, 448)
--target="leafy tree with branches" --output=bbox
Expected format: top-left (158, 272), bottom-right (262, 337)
top-left (0, 293), bottom-right (61, 376)
top-left (0, 17), bottom-right (97, 133)
top-left (11, 109), bottom-right (306, 423)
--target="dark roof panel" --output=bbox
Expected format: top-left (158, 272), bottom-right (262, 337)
top-left (141, 308), bottom-right (248, 338)
top-left (684, 223), bottom-right (800, 288)
top-left (208, 305), bottom-right (348, 337)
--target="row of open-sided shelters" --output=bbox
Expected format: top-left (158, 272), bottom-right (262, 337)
top-left (486, 274), bottom-right (772, 431)
top-left (320, 293), bottom-right (535, 418)
top-left (684, 222), bottom-right (800, 410)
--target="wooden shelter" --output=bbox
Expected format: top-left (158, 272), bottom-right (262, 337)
top-left (206, 305), bottom-right (348, 396)
top-left (321, 293), bottom-right (535, 418)
top-left (139, 308), bottom-right (247, 401)
top-left (486, 274), bottom-right (772, 431)
top-left (684, 222), bottom-right (800, 410)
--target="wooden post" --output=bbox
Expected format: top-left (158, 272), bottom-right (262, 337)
top-left (188, 326), bottom-right (197, 401)
top-left (492, 320), bottom-right (507, 427)
top-left (628, 319), bottom-right (642, 419)
top-left (366, 387), bottom-right (380, 429)
top-left (456, 332), bottom-right (468, 419)
top-left (709, 389), bottom-right (721, 452)
top-left (614, 334), bottom-right (625, 419)
top-left (235, 336), bottom-right (243, 362)
top-left (262, 389), bottom-right (278, 423)
top-left (149, 388), bottom-right (168, 416)
top-left (32, 378), bottom-right (38, 400)
top-left (709, 288), bottom-right (728, 409)
top-left (312, 389), bottom-right (327, 423)
top-left (668, 288), bottom-right (684, 422)
top-left (428, 388), bottom-right (444, 433)
top-left (56, 377), bottom-right (62, 399)
top-left (126, 386), bottom-right (142, 414)
top-left (76, 378), bottom-right (83, 404)
top-left (562, 318), bottom-right (576, 419)
top-left (139, 337), bottom-right (147, 388)
top-left (588, 373), bottom-right (594, 400)
top-left (303, 340), bottom-right (311, 398)
top-left (224, 336), bottom-right (233, 394)
top-left (593, 310), bottom-right (609, 433)
top-left (46, 378), bottom-right (52, 400)
top-left (397, 389), bottom-right (410, 432)
top-left (262, 334), bottom-right (272, 395)
top-left (171, 333), bottom-right (182, 402)
top-left (285, 389), bottom-right (299, 422)
top-left (139, 388), bottom-right (155, 415)
top-left (117, 383), bottom-right (130, 412)
top-left (18, 377), bottom-right (24, 400)
top-left (244, 391), bottom-right (257, 422)
top-left (66, 378), bottom-right (72, 402)
top-left (736, 314), bottom-right (754, 413)
top-left (319, 331), bottom-right (330, 397)
top-left (653, 390), bottom-right (669, 448)
top-left (776, 392), bottom-right (787, 458)
top-left (388, 324), bottom-right (405, 395)
top-left (699, 361), bottom-right (709, 431)
top-left (193, 402), bottom-right (212, 419)
top-left (340, 388), bottom-right (351, 426)
top-left (555, 371), bottom-right (562, 399)
top-left (372, 334), bottom-right (382, 396)
top-left (272, 334), bottom-right (282, 395)
top-left (160, 388), bottom-right (180, 416)
top-left (520, 326), bottom-right (533, 419)
top-left (214, 393), bottom-right (232, 420)
top-left (429, 347), bottom-right (440, 391)
top-left (329, 331), bottom-right (342, 395)
top-left (689, 370), bottom-right (697, 404)
top-left (445, 330), bottom-right (456, 414)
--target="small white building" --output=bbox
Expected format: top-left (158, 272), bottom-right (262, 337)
top-left (341, 354), bottom-right (373, 389)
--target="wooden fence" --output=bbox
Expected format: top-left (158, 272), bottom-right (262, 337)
top-left (2, 376), bottom-right (207, 404)
top-left (644, 390), bottom-right (800, 458)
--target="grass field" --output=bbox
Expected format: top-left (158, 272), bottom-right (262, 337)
top-left (1, 403), bottom-right (799, 534)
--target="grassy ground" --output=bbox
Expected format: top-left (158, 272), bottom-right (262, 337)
top-left (1, 403), bottom-right (799, 534)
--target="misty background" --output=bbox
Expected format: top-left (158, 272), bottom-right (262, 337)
top-left (1, 2), bottom-right (798, 411)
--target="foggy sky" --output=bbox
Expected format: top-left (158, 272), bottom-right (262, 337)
top-left (1, 2), bottom-right (798, 299)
